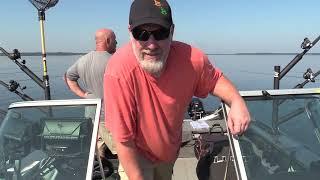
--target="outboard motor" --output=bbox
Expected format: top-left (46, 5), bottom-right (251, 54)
top-left (188, 98), bottom-right (205, 120)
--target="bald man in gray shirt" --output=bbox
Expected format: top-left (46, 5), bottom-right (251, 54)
top-left (65, 28), bottom-right (117, 158)
top-left (66, 51), bottom-right (111, 99)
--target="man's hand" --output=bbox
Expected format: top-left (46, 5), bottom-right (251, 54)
top-left (227, 98), bottom-right (251, 135)
top-left (211, 75), bottom-right (251, 135)
top-left (65, 76), bottom-right (88, 98)
top-left (84, 92), bottom-right (89, 98)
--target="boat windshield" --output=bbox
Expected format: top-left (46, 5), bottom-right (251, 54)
top-left (0, 99), bottom-right (101, 180)
top-left (225, 88), bottom-right (320, 180)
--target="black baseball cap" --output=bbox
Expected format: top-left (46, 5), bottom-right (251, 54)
top-left (129, 0), bottom-right (173, 30)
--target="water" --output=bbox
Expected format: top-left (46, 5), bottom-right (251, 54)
top-left (1, 54), bottom-right (320, 112)
top-left (0, 55), bottom-right (80, 110)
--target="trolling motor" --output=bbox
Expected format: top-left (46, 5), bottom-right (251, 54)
top-left (188, 98), bottom-right (206, 120)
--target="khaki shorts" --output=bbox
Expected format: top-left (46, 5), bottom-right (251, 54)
top-left (84, 105), bottom-right (116, 156)
top-left (97, 122), bottom-right (117, 154)
top-left (118, 153), bottom-right (175, 180)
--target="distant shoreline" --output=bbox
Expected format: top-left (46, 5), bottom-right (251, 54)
top-left (206, 53), bottom-right (320, 55)
top-left (1, 52), bottom-right (320, 56)
top-left (0, 52), bottom-right (86, 56)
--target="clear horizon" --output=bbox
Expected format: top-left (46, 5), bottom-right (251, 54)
top-left (0, 1), bottom-right (320, 54)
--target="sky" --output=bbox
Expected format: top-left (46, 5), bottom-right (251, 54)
top-left (0, 0), bottom-right (320, 54)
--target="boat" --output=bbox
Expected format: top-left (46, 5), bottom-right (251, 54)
top-left (1, 1), bottom-right (320, 180)
top-left (1, 36), bottom-right (320, 180)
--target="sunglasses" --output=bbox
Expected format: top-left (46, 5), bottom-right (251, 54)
top-left (132, 27), bottom-right (170, 41)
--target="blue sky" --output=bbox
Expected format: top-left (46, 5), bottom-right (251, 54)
top-left (0, 0), bottom-right (320, 54)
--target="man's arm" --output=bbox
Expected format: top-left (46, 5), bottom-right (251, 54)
top-left (65, 58), bottom-right (88, 98)
top-left (212, 75), bottom-right (251, 135)
top-left (116, 140), bottom-right (144, 180)
top-left (66, 77), bottom-right (88, 98)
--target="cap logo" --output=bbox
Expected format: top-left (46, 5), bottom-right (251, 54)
top-left (153, 0), bottom-right (168, 15)
top-left (154, 0), bottom-right (161, 7)
top-left (160, 7), bottom-right (167, 15)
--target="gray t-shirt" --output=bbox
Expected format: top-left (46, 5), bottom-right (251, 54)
top-left (66, 51), bottom-right (111, 99)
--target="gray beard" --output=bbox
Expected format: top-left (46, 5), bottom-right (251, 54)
top-left (131, 39), bottom-right (167, 77)
top-left (138, 59), bottom-right (165, 77)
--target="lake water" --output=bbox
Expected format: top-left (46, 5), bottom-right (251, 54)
top-left (1, 54), bottom-right (320, 112)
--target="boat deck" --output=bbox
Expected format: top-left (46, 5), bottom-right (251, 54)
top-left (106, 114), bottom-right (227, 180)
top-left (173, 117), bottom-right (227, 180)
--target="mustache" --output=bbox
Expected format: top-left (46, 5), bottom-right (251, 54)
top-left (142, 49), bottom-right (161, 54)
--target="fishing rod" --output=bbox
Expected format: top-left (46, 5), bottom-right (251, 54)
top-left (270, 67), bottom-right (320, 134)
top-left (0, 47), bottom-right (44, 89)
top-left (275, 68), bottom-right (320, 108)
top-left (271, 35), bottom-right (320, 134)
top-left (294, 68), bottom-right (320, 88)
top-left (28, 0), bottom-right (59, 100)
top-left (274, 35), bottom-right (320, 89)
top-left (0, 80), bottom-right (34, 101)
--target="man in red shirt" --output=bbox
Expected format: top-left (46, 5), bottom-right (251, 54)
top-left (104, 0), bottom-right (250, 179)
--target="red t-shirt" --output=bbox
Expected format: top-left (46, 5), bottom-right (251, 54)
top-left (104, 41), bottom-right (222, 163)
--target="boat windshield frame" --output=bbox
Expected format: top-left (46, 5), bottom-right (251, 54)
top-left (4, 98), bottom-right (101, 180)
top-left (223, 88), bottom-right (320, 180)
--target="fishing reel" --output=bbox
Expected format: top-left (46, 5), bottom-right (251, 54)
top-left (10, 49), bottom-right (27, 65)
top-left (303, 68), bottom-right (315, 82)
top-left (9, 49), bottom-right (21, 61)
top-left (8, 80), bottom-right (26, 92)
top-left (301, 38), bottom-right (313, 50)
